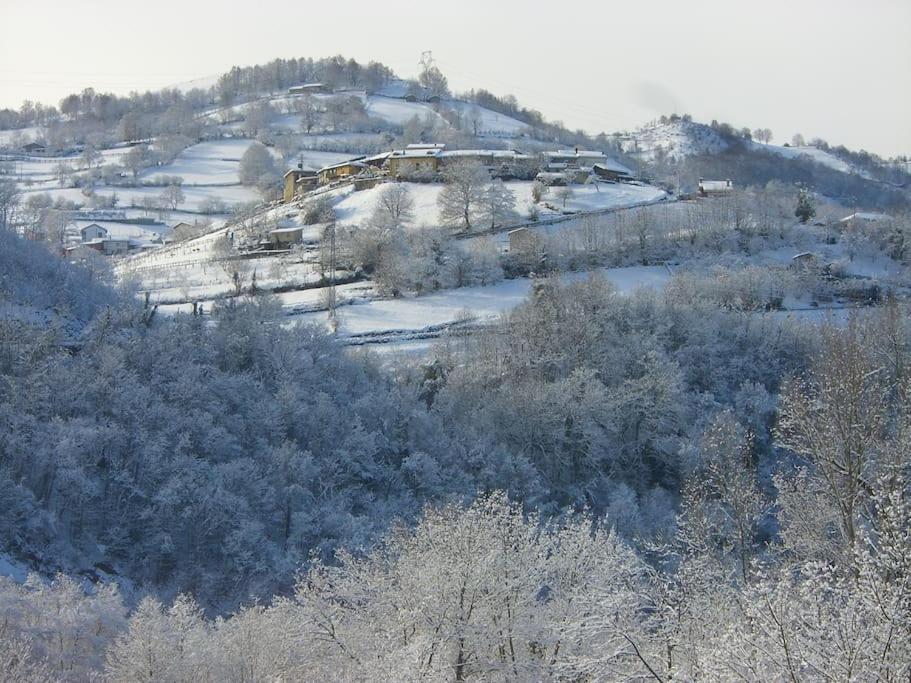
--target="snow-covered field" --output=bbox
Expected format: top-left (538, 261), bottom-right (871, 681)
top-left (22, 184), bottom-right (261, 212)
top-left (444, 101), bottom-right (530, 137)
top-left (332, 180), bottom-right (666, 230)
top-left (0, 125), bottom-right (43, 146)
top-left (541, 183), bottom-right (667, 215)
top-left (138, 139), bottom-right (255, 185)
top-left (754, 142), bottom-right (871, 178)
top-left (621, 120), bottom-right (729, 160)
top-left (364, 95), bottom-right (445, 126)
top-left (293, 265), bottom-right (671, 338)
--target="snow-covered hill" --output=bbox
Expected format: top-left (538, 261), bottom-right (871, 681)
top-left (619, 120), bottom-right (730, 160)
top-left (752, 142), bottom-right (873, 179)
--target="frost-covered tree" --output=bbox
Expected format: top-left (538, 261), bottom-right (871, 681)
top-left (239, 141), bottom-right (279, 192)
top-left (556, 185), bottom-right (573, 209)
top-left (297, 94), bottom-right (320, 134)
top-left (480, 178), bottom-right (516, 229)
top-left (777, 321), bottom-right (888, 554)
top-left (372, 182), bottom-right (415, 231)
top-left (794, 186), bottom-right (816, 223)
top-left (160, 183), bottom-right (185, 211)
top-left (438, 161), bottom-right (489, 232)
top-left (0, 177), bottom-right (21, 230)
top-left (419, 64), bottom-right (450, 99)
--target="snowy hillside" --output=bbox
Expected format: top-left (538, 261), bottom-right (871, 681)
top-left (620, 120), bottom-right (730, 160)
top-left (753, 142), bottom-right (873, 179)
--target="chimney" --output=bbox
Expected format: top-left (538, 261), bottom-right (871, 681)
top-left (574, 146), bottom-right (579, 154)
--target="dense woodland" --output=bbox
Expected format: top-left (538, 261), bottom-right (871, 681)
top-left (1, 210), bottom-right (910, 678)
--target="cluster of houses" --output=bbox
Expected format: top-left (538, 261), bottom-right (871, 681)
top-left (65, 220), bottom-right (197, 257)
top-left (282, 144), bottom-right (638, 204)
top-left (68, 223), bottom-right (161, 256)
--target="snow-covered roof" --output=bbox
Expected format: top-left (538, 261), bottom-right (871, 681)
top-left (269, 226), bottom-right (304, 235)
top-left (285, 167), bottom-right (317, 177)
top-left (318, 157), bottom-right (368, 172)
top-left (545, 150), bottom-right (607, 160)
top-left (699, 179), bottom-right (732, 191)
top-left (390, 148), bottom-right (444, 159)
top-left (439, 149), bottom-right (533, 161)
top-left (406, 143), bottom-right (447, 151)
top-left (593, 159), bottom-right (634, 176)
top-left (839, 212), bottom-right (891, 223)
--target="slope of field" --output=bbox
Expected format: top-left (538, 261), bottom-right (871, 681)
top-left (754, 142), bottom-right (872, 178)
top-left (332, 180), bottom-right (666, 230)
top-left (621, 120), bottom-right (730, 160)
top-left (138, 139), bottom-right (255, 184)
top-left (292, 266), bottom-right (672, 339)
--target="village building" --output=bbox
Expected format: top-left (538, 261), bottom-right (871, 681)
top-left (268, 226), bottom-right (304, 247)
top-left (698, 178), bottom-right (733, 196)
top-left (541, 149), bottom-right (608, 171)
top-left (317, 158), bottom-right (368, 185)
top-left (85, 238), bottom-right (131, 256)
top-left (283, 168), bottom-right (318, 202)
top-left (80, 223), bottom-right (108, 242)
top-left (21, 141), bottom-right (46, 154)
top-left (363, 151), bottom-right (392, 168)
top-left (288, 83), bottom-right (332, 95)
top-left (593, 159), bottom-right (635, 182)
top-left (438, 149), bottom-right (535, 177)
top-left (387, 144), bottom-right (446, 177)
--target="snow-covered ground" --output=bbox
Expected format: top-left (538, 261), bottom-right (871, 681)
top-left (540, 183), bottom-right (667, 215)
top-left (364, 95), bottom-right (445, 126)
top-left (444, 101), bottom-right (530, 137)
top-left (0, 125), bottom-right (43, 146)
top-left (753, 142), bottom-right (871, 178)
top-left (620, 120), bottom-right (729, 160)
top-left (22, 184), bottom-right (261, 212)
top-left (332, 180), bottom-right (666, 230)
top-left (292, 265), bottom-right (671, 338)
top-left (138, 139), bottom-right (255, 184)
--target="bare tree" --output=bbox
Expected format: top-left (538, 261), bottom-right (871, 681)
top-left (480, 178), bottom-right (516, 229)
top-left (556, 185), bottom-right (573, 209)
top-left (372, 183), bottom-right (415, 231)
top-left (0, 178), bottom-right (22, 230)
top-left (298, 95), bottom-right (320, 134)
top-left (777, 322), bottom-right (888, 554)
top-left (437, 161), bottom-right (490, 232)
top-left (160, 184), bottom-right (185, 211)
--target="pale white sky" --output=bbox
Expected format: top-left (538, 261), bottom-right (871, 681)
top-left (1, 0), bottom-right (909, 156)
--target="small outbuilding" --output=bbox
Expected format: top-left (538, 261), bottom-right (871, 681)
top-left (269, 226), bottom-right (304, 247)
top-left (288, 83), bottom-right (332, 95)
top-left (80, 223), bottom-right (109, 242)
top-left (593, 160), bottom-right (635, 182)
top-left (698, 178), bottom-right (733, 196)
top-left (22, 141), bottom-right (46, 154)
